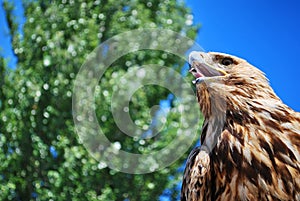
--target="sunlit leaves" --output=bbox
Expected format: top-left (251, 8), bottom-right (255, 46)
top-left (0, 0), bottom-right (199, 200)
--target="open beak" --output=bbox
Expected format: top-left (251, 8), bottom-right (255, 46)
top-left (189, 51), bottom-right (228, 84)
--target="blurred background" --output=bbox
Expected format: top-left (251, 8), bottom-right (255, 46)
top-left (0, 0), bottom-right (299, 200)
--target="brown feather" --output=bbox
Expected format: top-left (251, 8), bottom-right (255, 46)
top-left (181, 52), bottom-right (300, 201)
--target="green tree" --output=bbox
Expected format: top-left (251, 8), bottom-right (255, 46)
top-left (0, 0), bottom-right (200, 200)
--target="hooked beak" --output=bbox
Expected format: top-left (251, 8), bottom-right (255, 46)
top-left (189, 51), bottom-right (228, 84)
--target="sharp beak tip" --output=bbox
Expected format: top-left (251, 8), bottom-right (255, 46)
top-left (188, 51), bottom-right (203, 64)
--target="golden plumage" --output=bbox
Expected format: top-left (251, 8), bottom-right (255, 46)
top-left (181, 52), bottom-right (300, 201)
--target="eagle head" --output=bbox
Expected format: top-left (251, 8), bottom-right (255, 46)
top-left (189, 51), bottom-right (279, 119)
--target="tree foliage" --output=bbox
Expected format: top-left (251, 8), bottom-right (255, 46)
top-left (0, 0), bottom-right (200, 200)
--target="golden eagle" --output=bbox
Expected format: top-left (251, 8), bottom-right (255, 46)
top-left (181, 51), bottom-right (300, 201)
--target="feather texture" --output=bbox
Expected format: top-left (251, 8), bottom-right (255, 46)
top-left (181, 52), bottom-right (300, 201)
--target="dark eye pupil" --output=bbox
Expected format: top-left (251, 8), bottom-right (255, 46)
top-left (221, 58), bottom-right (233, 66)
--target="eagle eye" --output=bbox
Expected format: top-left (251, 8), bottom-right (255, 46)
top-left (221, 57), bottom-right (234, 66)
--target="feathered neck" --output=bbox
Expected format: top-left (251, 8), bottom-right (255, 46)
top-left (195, 67), bottom-right (284, 120)
top-left (196, 74), bottom-right (300, 156)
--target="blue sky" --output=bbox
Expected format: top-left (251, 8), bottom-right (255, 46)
top-left (186, 0), bottom-right (300, 111)
top-left (0, 0), bottom-right (24, 67)
top-left (0, 0), bottom-right (299, 111)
